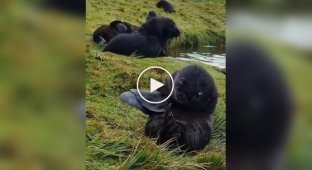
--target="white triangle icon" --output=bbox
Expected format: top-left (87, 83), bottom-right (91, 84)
top-left (150, 78), bottom-right (164, 92)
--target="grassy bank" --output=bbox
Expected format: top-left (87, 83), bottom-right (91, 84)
top-left (86, 51), bottom-right (225, 169)
top-left (86, 0), bottom-right (225, 48)
top-left (86, 0), bottom-right (225, 169)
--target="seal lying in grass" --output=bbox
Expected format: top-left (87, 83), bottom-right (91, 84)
top-left (120, 65), bottom-right (218, 152)
top-left (156, 0), bottom-right (175, 13)
top-left (103, 15), bottom-right (180, 57)
top-left (93, 20), bottom-right (139, 46)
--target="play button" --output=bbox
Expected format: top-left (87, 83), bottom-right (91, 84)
top-left (136, 66), bottom-right (174, 104)
top-left (150, 78), bottom-right (164, 92)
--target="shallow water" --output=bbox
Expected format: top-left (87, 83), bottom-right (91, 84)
top-left (167, 46), bottom-right (226, 69)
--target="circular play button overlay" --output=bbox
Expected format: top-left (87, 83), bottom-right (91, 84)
top-left (136, 66), bottom-right (174, 104)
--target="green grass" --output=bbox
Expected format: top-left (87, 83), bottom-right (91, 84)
top-left (86, 0), bottom-right (225, 169)
top-left (86, 52), bottom-right (225, 170)
top-left (86, 0), bottom-right (225, 48)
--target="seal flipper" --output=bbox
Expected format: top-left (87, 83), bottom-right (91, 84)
top-left (98, 36), bottom-right (106, 46)
top-left (115, 23), bottom-right (128, 33)
top-left (120, 89), bottom-right (167, 115)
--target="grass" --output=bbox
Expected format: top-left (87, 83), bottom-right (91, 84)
top-left (86, 52), bottom-right (226, 170)
top-left (86, 0), bottom-right (225, 48)
top-left (86, 0), bottom-right (225, 169)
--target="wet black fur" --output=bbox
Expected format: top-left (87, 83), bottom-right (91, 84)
top-left (92, 20), bottom-right (139, 44)
top-left (146, 65), bottom-right (218, 151)
top-left (103, 16), bottom-right (180, 57)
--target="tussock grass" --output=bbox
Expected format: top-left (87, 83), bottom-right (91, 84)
top-left (86, 0), bottom-right (225, 169)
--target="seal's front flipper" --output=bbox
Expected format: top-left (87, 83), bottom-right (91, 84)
top-left (120, 89), bottom-right (167, 115)
top-left (98, 36), bottom-right (106, 46)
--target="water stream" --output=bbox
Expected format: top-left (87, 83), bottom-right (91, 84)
top-left (167, 46), bottom-right (226, 69)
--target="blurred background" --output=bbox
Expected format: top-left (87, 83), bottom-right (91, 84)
top-left (1, 0), bottom-right (311, 169)
top-left (0, 0), bottom-right (85, 169)
top-left (227, 0), bottom-right (312, 170)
